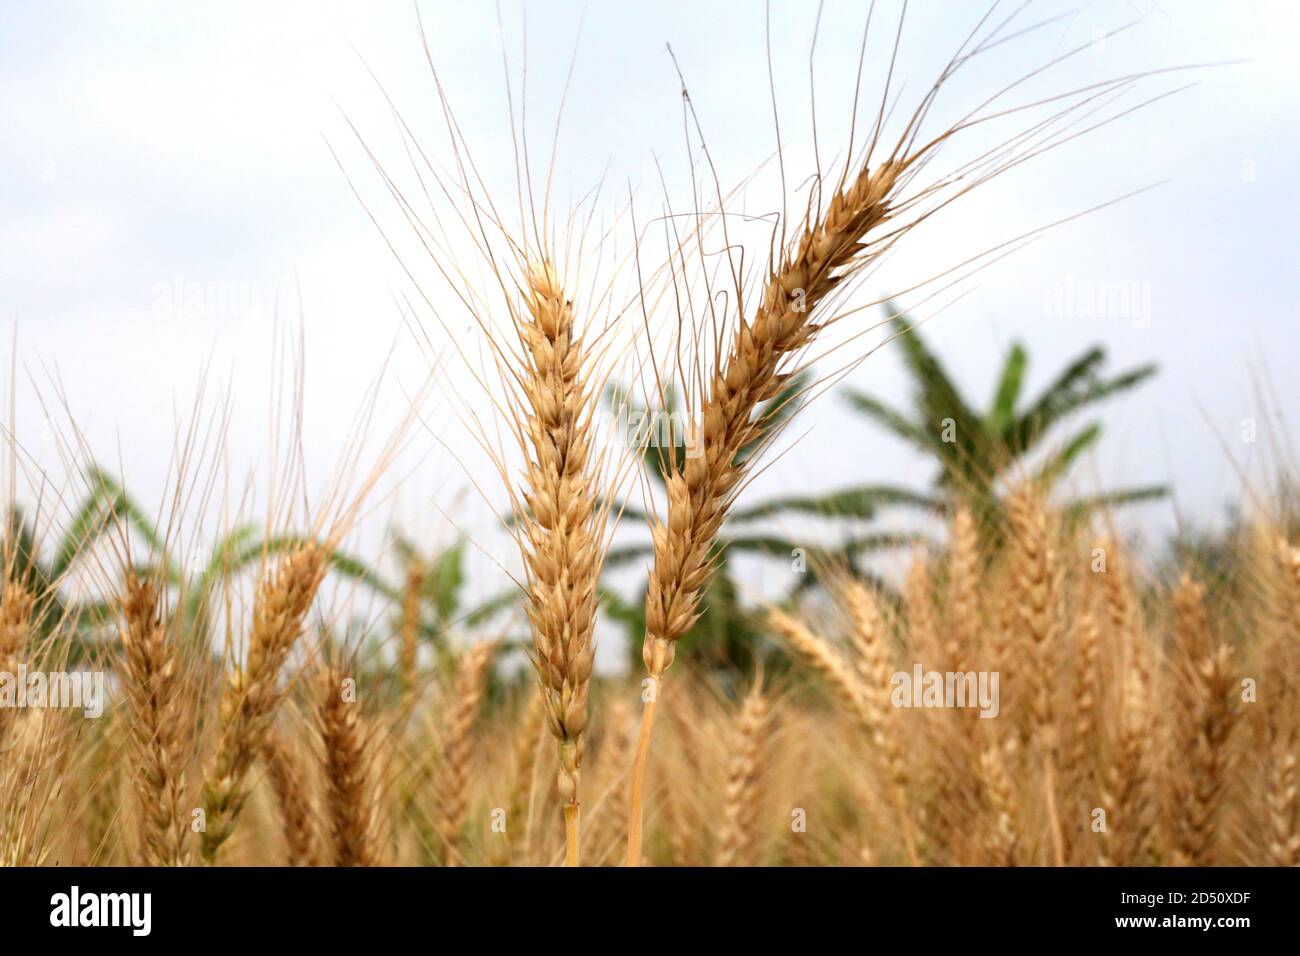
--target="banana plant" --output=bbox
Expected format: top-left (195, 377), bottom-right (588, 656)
top-left (330, 531), bottom-right (520, 708)
top-left (830, 303), bottom-right (1166, 531)
top-left (385, 533), bottom-right (520, 667)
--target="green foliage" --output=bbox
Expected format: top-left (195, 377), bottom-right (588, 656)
top-left (832, 302), bottom-right (1166, 526)
top-left (2, 466), bottom-right (516, 673)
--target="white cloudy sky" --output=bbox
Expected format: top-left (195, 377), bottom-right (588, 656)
top-left (2, 1), bottom-right (1299, 633)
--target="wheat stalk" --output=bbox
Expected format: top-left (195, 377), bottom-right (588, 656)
top-left (768, 598), bottom-right (919, 865)
top-left (315, 661), bottom-right (382, 867)
top-left (117, 574), bottom-right (192, 867)
top-left (1006, 487), bottom-right (1066, 866)
top-left (1265, 723), bottom-right (1299, 866)
top-left (437, 640), bottom-right (495, 867)
top-left (501, 688), bottom-right (547, 866)
top-left (623, 49), bottom-right (973, 858)
top-left (979, 736), bottom-right (1021, 866)
top-left (0, 576), bottom-right (34, 751)
top-left (199, 543), bottom-right (326, 863)
top-left (843, 580), bottom-right (921, 865)
top-left (715, 681), bottom-right (771, 867)
top-left (511, 260), bottom-right (603, 867)
top-left (1064, 610), bottom-right (1102, 863)
top-left (1167, 574), bottom-right (1238, 866)
top-left (1262, 538), bottom-right (1300, 865)
top-left (946, 506), bottom-right (981, 673)
top-left (1098, 651), bottom-right (1155, 866)
top-left (398, 559), bottom-right (425, 711)
top-left (261, 729), bottom-right (320, 867)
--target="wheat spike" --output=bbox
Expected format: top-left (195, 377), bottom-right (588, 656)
top-left (1167, 574), bottom-right (1239, 866)
top-left (261, 729), bottom-right (320, 867)
top-left (500, 688), bottom-right (547, 865)
top-left (199, 543), bottom-right (326, 863)
top-left (979, 737), bottom-right (1021, 866)
top-left (398, 559), bottom-right (425, 711)
top-left (118, 574), bottom-right (192, 867)
top-left (0, 577), bottom-right (34, 751)
top-left (437, 640), bottom-right (495, 867)
top-left (316, 661), bottom-right (383, 867)
top-left (513, 260), bottom-right (602, 866)
top-left (1006, 487), bottom-right (1066, 866)
top-left (715, 682), bottom-right (771, 867)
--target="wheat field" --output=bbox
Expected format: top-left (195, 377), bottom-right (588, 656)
top-left (1, 487), bottom-right (1296, 866)
top-left (1, 5), bottom-right (1295, 869)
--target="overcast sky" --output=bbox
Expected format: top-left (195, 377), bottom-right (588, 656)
top-left (3, 1), bottom-right (1298, 638)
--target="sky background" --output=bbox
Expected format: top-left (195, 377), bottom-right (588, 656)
top-left (2, 1), bottom-right (1298, 658)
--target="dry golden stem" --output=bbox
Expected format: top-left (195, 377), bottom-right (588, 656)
top-left (625, 686), bottom-right (659, 867)
top-left (563, 803), bottom-right (580, 867)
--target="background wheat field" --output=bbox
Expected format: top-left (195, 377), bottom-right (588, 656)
top-left (1, 1), bottom-right (1298, 869)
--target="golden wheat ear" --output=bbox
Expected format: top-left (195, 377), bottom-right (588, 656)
top-left (622, 58), bottom-right (956, 870)
top-left (436, 638), bottom-right (496, 867)
top-left (767, 595), bottom-right (919, 866)
top-left (199, 542), bottom-right (328, 863)
top-left (1005, 486), bottom-right (1067, 866)
top-left (499, 687), bottom-right (547, 866)
top-left (714, 679), bottom-right (773, 867)
top-left (502, 259), bottom-right (613, 867)
top-left (0, 575), bottom-right (35, 752)
top-left (313, 656), bottom-right (385, 867)
top-left (1166, 574), bottom-right (1239, 866)
top-left (621, 7), bottom-right (1198, 864)
top-left (116, 573), bottom-right (193, 867)
top-left (261, 728), bottom-right (320, 867)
